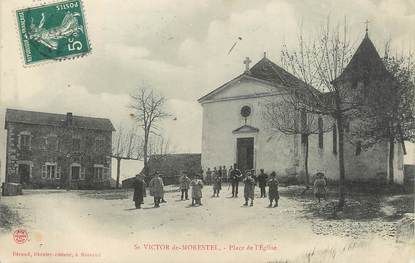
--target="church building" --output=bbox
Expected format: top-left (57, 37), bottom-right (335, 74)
top-left (198, 33), bottom-right (404, 184)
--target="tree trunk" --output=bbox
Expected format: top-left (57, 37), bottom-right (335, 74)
top-left (337, 116), bottom-right (346, 210)
top-left (116, 158), bottom-right (121, 189)
top-left (304, 135), bottom-right (310, 188)
top-left (143, 130), bottom-right (149, 178)
top-left (388, 136), bottom-right (394, 184)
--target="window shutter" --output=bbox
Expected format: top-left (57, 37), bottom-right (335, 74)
top-left (332, 124), bottom-right (337, 155)
top-left (318, 117), bottom-right (324, 149)
top-left (355, 141), bottom-right (362, 156)
top-left (41, 165), bottom-right (47, 179)
top-left (56, 166), bottom-right (61, 179)
top-left (81, 167), bottom-right (86, 180)
top-left (104, 167), bottom-right (109, 180)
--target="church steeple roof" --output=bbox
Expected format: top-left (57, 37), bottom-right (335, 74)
top-left (333, 34), bottom-right (391, 84)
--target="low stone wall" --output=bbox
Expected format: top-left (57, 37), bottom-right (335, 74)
top-left (1, 183), bottom-right (23, 196)
top-left (396, 213), bottom-right (415, 243)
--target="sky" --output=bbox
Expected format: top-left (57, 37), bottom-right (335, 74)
top-left (0, 0), bottom-right (414, 181)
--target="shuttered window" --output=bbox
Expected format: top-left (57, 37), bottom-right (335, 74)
top-left (332, 124), bottom-right (337, 154)
top-left (355, 141), bottom-right (362, 156)
top-left (41, 165), bottom-right (47, 179)
top-left (318, 117), bottom-right (324, 149)
top-left (56, 166), bottom-right (61, 179)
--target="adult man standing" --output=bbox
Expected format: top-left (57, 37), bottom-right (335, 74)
top-left (229, 164), bottom-right (242, 197)
top-left (179, 171), bottom-right (191, 200)
top-left (133, 174), bottom-right (146, 209)
top-left (149, 172), bottom-right (164, 208)
top-left (257, 169), bottom-right (268, 198)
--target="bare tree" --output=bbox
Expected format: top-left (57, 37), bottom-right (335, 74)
top-left (278, 18), bottom-right (355, 209)
top-left (129, 87), bottom-right (170, 178)
top-left (111, 124), bottom-right (143, 188)
top-left (263, 99), bottom-right (332, 189)
top-left (148, 134), bottom-right (172, 161)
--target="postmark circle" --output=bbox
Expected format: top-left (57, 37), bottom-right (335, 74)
top-left (13, 229), bottom-right (28, 244)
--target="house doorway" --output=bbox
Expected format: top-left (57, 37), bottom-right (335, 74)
top-left (71, 166), bottom-right (80, 181)
top-left (18, 164), bottom-right (30, 185)
top-left (237, 137), bottom-right (254, 173)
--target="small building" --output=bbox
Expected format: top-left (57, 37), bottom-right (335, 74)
top-left (4, 109), bottom-right (115, 189)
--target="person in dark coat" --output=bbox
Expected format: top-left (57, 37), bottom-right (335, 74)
top-left (257, 169), bottom-right (268, 198)
top-left (133, 174), bottom-right (146, 209)
top-left (229, 163), bottom-right (242, 197)
top-left (243, 171), bottom-right (255, 206)
top-left (179, 171), bottom-right (191, 200)
top-left (267, 171), bottom-right (279, 207)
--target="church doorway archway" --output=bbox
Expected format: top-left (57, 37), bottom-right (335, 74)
top-left (237, 137), bottom-right (254, 173)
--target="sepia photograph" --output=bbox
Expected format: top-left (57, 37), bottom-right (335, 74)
top-left (0, 0), bottom-right (414, 262)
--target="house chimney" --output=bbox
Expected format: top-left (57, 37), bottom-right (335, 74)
top-left (66, 112), bottom-right (73, 126)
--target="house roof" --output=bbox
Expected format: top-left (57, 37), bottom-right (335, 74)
top-left (333, 34), bottom-right (392, 84)
top-left (5, 109), bottom-right (115, 132)
top-left (198, 56), bottom-right (321, 103)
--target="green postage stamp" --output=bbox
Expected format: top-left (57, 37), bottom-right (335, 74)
top-left (16, 0), bottom-right (91, 65)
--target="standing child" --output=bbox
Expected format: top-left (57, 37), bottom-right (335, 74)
top-left (205, 168), bottom-right (212, 185)
top-left (149, 172), bottom-right (164, 208)
top-left (190, 175), bottom-right (204, 206)
top-left (243, 171), bottom-right (255, 206)
top-left (267, 172), bottom-right (279, 207)
top-left (313, 172), bottom-right (327, 203)
top-left (212, 170), bottom-right (222, 197)
top-left (222, 166), bottom-right (228, 183)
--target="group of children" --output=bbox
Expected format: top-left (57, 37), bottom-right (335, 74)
top-left (182, 169), bottom-right (281, 207)
top-left (204, 166), bottom-right (231, 184)
top-left (133, 169), bottom-right (327, 209)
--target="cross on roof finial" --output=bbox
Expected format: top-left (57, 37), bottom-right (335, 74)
top-left (244, 57), bottom-right (252, 72)
top-left (364, 19), bottom-right (370, 36)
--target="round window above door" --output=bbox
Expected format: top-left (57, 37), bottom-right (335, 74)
top-left (240, 106), bottom-right (251, 118)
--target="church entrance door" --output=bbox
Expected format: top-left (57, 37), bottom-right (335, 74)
top-left (237, 137), bottom-right (254, 173)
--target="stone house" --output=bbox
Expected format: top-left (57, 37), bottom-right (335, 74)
top-left (198, 33), bottom-right (404, 184)
top-left (4, 109), bottom-right (115, 189)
